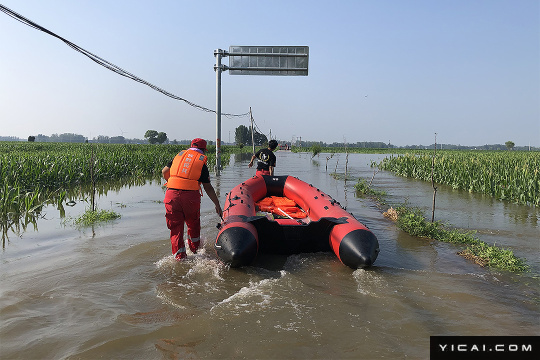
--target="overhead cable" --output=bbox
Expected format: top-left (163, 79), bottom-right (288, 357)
top-left (250, 114), bottom-right (265, 135)
top-left (0, 4), bottom-right (249, 118)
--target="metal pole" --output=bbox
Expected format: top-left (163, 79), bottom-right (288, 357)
top-left (250, 107), bottom-right (255, 154)
top-left (214, 49), bottom-right (223, 176)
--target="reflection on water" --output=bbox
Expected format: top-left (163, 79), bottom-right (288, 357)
top-left (1, 211), bottom-right (43, 247)
top-left (504, 202), bottom-right (539, 227)
top-left (0, 175), bottom-right (161, 245)
top-left (66, 175), bottom-right (158, 200)
top-left (232, 152), bottom-right (254, 162)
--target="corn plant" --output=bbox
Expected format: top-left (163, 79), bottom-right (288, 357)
top-left (377, 151), bottom-right (540, 206)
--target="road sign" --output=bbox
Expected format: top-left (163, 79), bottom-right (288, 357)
top-left (213, 46), bottom-right (309, 175)
top-left (228, 46), bottom-right (309, 76)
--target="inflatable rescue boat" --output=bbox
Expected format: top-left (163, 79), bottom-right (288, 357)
top-left (214, 175), bottom-right (380, 269)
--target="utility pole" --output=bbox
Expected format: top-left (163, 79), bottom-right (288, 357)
top-left (250, 107), bottom-right (255, 154)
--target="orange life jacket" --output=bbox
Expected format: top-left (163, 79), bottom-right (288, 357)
top-left (255, 196), bottom-right (307, 219)
top-left (166, 149), bottom-right (207, 191)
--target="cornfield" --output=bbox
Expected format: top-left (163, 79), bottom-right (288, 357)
top-left (377, 151), bottom-right (540, 206)
top-left (0, 142), bottom-right (229, 228)
top-left (0, 142), bottom-right (229, 190)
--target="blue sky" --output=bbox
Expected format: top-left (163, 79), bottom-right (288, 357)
top-left (1, 0), bottom-right (538, 146)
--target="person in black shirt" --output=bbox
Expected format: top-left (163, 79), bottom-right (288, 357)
top-left (248, 140), bottom-right (278, 176)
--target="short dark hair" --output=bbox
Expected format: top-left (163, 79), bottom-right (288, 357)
top-left (268, 140), bottom-right (278, 150)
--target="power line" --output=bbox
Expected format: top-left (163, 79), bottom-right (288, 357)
top-left (249, 111), bottom-right (275, 144)
top-left (0, 4), bottom-right (249, 118)
top-left (249, 112), bottom-right (265, 136)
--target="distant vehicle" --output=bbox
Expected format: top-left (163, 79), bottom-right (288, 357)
top-left (278, 144), bottom-right (290, 151)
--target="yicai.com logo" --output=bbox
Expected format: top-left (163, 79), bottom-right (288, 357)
top-left (430, 336), bottom-right (538, 359)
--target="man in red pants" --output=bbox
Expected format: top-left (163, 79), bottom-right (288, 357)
top-left (162, 138), bottom-right (222, 260)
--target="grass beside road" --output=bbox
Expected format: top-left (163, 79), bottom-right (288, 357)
top-left (355, 178), bottom-right (529, 273)
top-left (391, 206), bottom-right (528, 272)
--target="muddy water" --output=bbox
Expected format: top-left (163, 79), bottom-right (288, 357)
top-left (1, 152), bottom-right (538, 359)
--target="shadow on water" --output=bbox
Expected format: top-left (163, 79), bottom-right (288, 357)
top-left (1, 175), bottom-right (160, 246)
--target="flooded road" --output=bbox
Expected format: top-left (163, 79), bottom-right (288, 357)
top-left (1, 152), bottom-right (538, 359)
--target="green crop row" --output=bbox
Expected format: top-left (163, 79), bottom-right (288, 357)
top-left (0, 142), bottom-right (233, 192)
top-left (0, 142), bottom-right (235, 228)
top-left (377, 151), bottom-right (540, 206)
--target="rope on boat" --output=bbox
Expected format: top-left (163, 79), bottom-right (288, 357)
top-left (276, 207), bottom-right (294, 220)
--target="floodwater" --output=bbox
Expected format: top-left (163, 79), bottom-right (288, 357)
top-left (1, 152), bottom-right (538, 359)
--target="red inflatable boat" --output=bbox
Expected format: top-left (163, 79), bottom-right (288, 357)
top-left (214, 175), bottom-right (379, 269)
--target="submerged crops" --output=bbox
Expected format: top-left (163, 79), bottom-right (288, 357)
top-left (393, 206), bottom-right (528, 272)
top-left (0, 142), bottom-right (229, 222)
top-left (377, 151), bottom-right (540, 206)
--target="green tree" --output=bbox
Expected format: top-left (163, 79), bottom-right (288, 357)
top-left (253, 131), bottom-right (268, 146)
top-left (156, 132), bottom-right (168, 144)
top-left (145, 130), bottom-right (159, 144)
top-left (235, 125), bottom-right (267, 146)
top-left (505, 141), bottom-right (515, 150)
top-left (235, 125), bottom-right (250, 145)
top-left (28, 136), bottom-right (35, 142)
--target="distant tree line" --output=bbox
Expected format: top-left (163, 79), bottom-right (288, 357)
top-left (0, 133), bottom-right (146, 144)
top-left (283, 140), bottom-right (536, 151)
top-left (0, 133), bottom-right (537, 151)
top-left (0, 133), bottom-right (217, 146)
top-left (30, 133), bottom-right (148, 144)
top-left (400, 143), bottom-right (522, 151)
